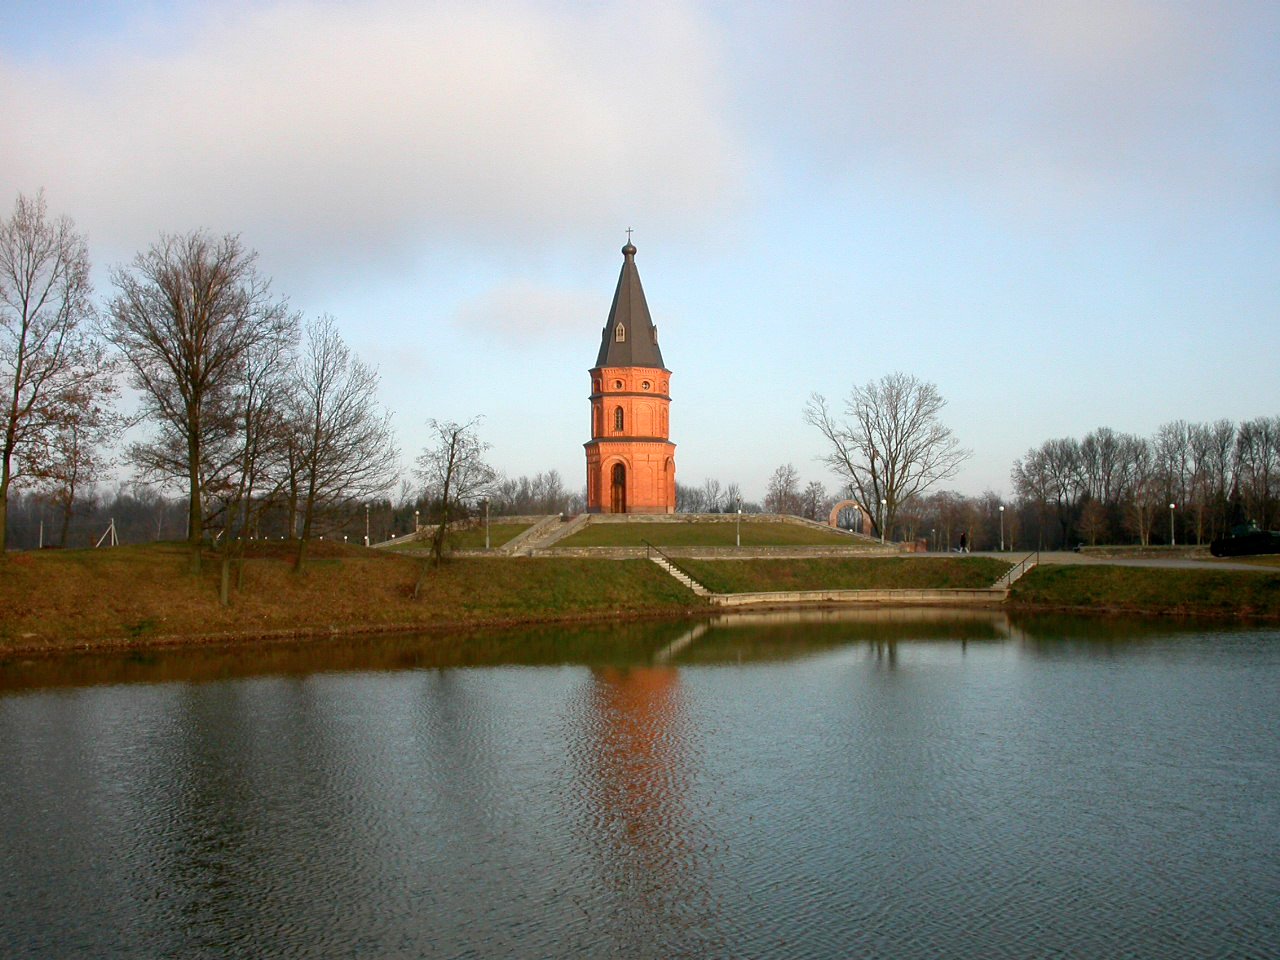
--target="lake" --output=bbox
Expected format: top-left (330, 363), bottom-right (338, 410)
top-left (2, 610), bottom-right (1277, 959)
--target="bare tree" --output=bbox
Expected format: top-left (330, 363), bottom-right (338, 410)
top-left (1236, 416), bottom-right (1280, 529)
top-left (31, 383), bottom-right (122, 546)
top-left (764, 463), bottom-right (802, 514)
top-left (805, 372), bottom-right (969, 538)
top-left (0, 192), bottom-right (104, 552)
top-left (800, 480), bottom-right (826, 520)
top-left (289, 315), bottom-right (398, 569)
top-left (701, 477), bottom-right (724, 513)
top-left (676, 482), bottom-right (706, 513)
top-left (209, 325), bottom-right (295, 602)
top-left (415, 417), bottom-right (496, 570)
top-left (724, 482), bottom-right (744, 512)
top-left (105, 231), bottom-right (294, 572)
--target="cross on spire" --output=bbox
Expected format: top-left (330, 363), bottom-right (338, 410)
top-left (625, 227), bottom-right (633, 243)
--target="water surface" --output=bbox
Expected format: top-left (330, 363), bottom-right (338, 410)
top-left (2, 611), bottom-right (1277, 958)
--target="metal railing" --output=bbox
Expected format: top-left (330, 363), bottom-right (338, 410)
top-left (997, 551), bottom-right (1040, 587)
top-left (642, 539), bottom-right (697, 578)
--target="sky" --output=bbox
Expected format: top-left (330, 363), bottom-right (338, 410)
top-left (3, 0), bottom-right (1277, 502)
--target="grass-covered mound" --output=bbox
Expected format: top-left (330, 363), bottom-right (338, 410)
top-left (557, 520), bottom-right (869, 548)
top-left (1011, 564), bottom-right (1280, 618)
top-left (383, 521), bottom-right (533, 552)
top-left (679, 556), bottom-right (1011, 593)
top-left (0, 542), bottom-right (701, 655)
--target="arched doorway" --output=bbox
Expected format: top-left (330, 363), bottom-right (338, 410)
top-left (829, 499), bottom-right (873, 534)
top-left (610, 462), bottom-right (627, 513)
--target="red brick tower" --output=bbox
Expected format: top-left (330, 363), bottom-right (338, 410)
top-left (585, 240), bottom-right (675, 513)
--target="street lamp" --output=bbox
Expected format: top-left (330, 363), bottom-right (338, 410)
top-left (736, 499), bottom-right (742, 548)
top-left (880, 498), bottom-right (887, 544)
top-left (365, 503), bottom-right (370, 547)
top-left (930, 528), bottom-right (936, 552)
top-left (1169, 503), bottom-right (1176, 547)
top-left (999, 505), bottom-right (1005, 552)
top-left (414, 509), bottom-right (420, 534)
top-left (482, 497), bottom-right (490, 550)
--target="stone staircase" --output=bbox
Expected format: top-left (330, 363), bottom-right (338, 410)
top-left (650, 555), bottom-right (711, 596)
top-left (499, 515), bottom-right (560, 555)
top-left (993, 553), bottom-right (1038, 590)
top-left (518, 514), bottom-right (590, 554)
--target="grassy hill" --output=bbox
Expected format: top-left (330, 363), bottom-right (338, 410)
top-left (0, 542), bottom-right (699, 655)
top-left (556, 520), bottom-right (871, 548)
top-left (679, 556), bottom-right (1010, 593)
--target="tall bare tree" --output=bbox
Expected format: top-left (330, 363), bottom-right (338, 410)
top-left (105, 231), bottom-right (294, 572)
top-left (289, 315), bottom-right (398, 569)
top-left (0, 192), bottom-right (107, 552)
top-left (764, 463), bottom-right (802, 514)
top-left (31, 382), bottom-right (122, 546)
top-left (806, 372), bottom-right (969, 538)
top-left (415, 417), bottom-right (496, 569)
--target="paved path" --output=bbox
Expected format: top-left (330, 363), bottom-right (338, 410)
top-left (963, 550), bottom-right (1266, 573)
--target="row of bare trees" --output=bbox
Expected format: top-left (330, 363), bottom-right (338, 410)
top-left (1, 193), bottom-right (121, 553)
top-left (1, 193), bottom-right (402, 586)
top-left (1012, 419), bottom-right (1280, 548)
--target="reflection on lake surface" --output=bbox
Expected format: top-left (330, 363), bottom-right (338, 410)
top-left (2, 611), bottom-right (1277, 958)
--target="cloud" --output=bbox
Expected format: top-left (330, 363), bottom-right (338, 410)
top-left (453, 280), bottom-right (600, 344)
top-left (730, 0), bottom-right (1279, 219)
top-left (0, 0), bottom-right (745, 281)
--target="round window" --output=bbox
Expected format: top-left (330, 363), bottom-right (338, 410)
top-left (642, 380), bottom-right (651, 391)
top-left (613, 380), bottom-right (623, 389)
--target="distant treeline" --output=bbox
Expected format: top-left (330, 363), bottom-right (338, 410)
top-left (1010, 418), bottom-right (1279, 549)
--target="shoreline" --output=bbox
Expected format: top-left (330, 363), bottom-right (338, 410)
top-left (3, 544), bottom-right (1278, 663)
top-left (4, 597), bottom-right (1277, 664)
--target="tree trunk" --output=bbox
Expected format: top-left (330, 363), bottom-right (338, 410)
top-left (219, 555), bottom-right (231, 607)
top-left (58, 498), bottom-right (72, 547)
top-left (186, 402), bottom-right (203, 573)
top-left (0, 436), bottom-right (12, 553)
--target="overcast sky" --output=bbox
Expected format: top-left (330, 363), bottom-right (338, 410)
top-left (3, 0), bottom-right (1277, 502)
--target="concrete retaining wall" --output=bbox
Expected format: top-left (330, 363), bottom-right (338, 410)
top-left (530, 546), bottom-right (899, 559)
top-left (709, 587), bottom-right (1009, 607)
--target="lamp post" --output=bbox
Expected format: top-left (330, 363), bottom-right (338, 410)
top-left (999, 505), bottom-right (1005, 552)
top-left (1169, 503), bottom-right (1176, 547)
top-left (931, 528), bottom-right (936, 552)
top-left (482, 497), bottom-right (490, 550)
top-left (880, 498), bottom-right (887, 544)
top-left (365, 503), bottom-right (370, 547)
top-left (736, 499), bottom-right (742, 548)
top-left (414, 509), bottom-right (420, 534)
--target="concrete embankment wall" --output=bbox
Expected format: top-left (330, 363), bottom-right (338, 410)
top-left (708, 587), bottom-right (1009, 607)
top-left (531, 546), bottom-right (899, 559)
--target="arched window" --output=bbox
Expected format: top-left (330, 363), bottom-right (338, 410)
top-left (614, 406), bottom-right (624, 432)
top-left (615, 324), bottom-right (626, 342)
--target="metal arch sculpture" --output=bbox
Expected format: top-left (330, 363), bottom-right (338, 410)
top-left (829, 499), bottom-right (873, 535)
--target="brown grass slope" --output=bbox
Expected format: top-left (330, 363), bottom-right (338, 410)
top-left (1010, 564), bottom-right (1280, 619)
top-left (0, 542), bottom-right (701, 655)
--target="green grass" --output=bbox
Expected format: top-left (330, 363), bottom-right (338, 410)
top-left (678, 557), bottom-right (1012, 593)
top-left (557, 520), bottom-right (870, 548)
top-left (384, 522), bottom-right (532, 551)
top-left (1011, 564), bottom-right (1280, 617)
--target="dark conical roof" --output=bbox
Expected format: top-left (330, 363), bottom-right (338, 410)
top-left (594, 241), bottom-right (666, 369)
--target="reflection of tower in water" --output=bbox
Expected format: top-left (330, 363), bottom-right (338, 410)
top-left (568, 665), bottom-right (721, 955)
